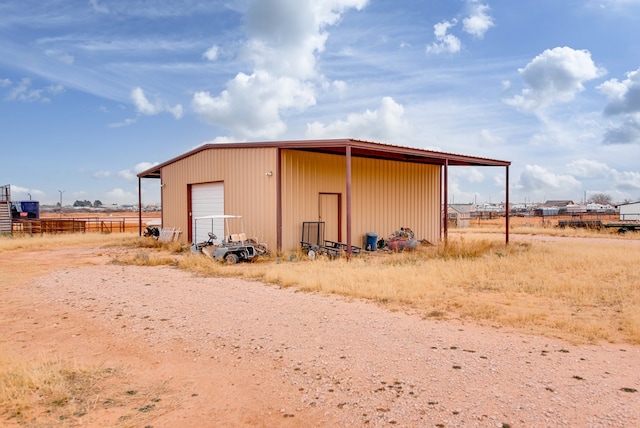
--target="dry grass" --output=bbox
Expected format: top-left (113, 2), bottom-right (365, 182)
top-left (2, 230), bottom-right (639, 424)
top-left (3, 231), bottom-right (639, 344)
top-left (0, 352), bottom-right (169, 426)
top-left (172, 236), bottom-right (640, 344)
top-left (0, 232), bottom-right (136, 252)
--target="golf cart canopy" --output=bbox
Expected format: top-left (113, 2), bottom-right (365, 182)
top-left (193, 214), bottom-right (242, 220)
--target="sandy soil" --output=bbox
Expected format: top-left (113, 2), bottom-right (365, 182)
top-left (1, 242), bottom-right (639, 427)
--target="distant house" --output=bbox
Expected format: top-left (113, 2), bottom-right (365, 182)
top-left (619, 201), bottom-right (640, 221)
top-left (447, 204), bottom-right (474, 228)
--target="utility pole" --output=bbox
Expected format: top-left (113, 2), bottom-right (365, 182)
top-left (58, 190), bottom-right (64, 219)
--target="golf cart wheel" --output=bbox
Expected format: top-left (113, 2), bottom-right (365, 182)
top-left (307, 249), bottom-right (316, 260)
top-left (225, 253), bottom-right (239, 264)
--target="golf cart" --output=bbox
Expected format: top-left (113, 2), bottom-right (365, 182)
top-left (193, 214), bottom-right (268, 264)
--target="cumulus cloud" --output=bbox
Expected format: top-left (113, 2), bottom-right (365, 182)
top-left (191, 0), bottom-right (368, 139)
top-left (193, 71), bottom-right (316, 138)
top-left (566, 159), bottom-right (611, 177)
top-left (599, 68), bottom-right (640, 115)
top-left (597, 68), bottom-right (640, 144)
top-left (305, 96), bottom-right (414, 142)
top-left (131, 87), bottom-right (183, 119)
top-left (503, 47), bottom-right (606, 114)
top-left (517, 164), bottom-right (581, 192)
top-left (118, 162), bottom-right (159, 181)
top-left (463, 1), bottom-right (494, 38)
top-left (567, 158), bottom-right (640, 190)
top-left (426, 19), bottom-right (461, 54)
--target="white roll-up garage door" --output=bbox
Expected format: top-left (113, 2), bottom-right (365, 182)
top-left (191, 182), bottom-right (224, 245)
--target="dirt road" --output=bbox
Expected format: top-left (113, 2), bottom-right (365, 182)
top-left (1, 243), bottom-right (639, 427)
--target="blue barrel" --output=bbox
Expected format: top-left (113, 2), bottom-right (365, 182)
top-left (365, 232), bottom-right (378, 251)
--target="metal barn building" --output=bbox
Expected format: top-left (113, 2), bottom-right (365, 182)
top-left (619, 201), bottom-right (640, 221)
top-left (137, 139), bottom-right (511, 252)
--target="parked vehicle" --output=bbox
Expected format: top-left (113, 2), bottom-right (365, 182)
top-left (193, 214), bottom-right (269, 264)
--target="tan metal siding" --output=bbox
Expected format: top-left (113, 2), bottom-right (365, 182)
top-left (161, 147), bottom-right (278, 248)
top-left (280, 150), bottom-right (441, 250)
top-left (351, 157), bottom-right (440, 246)
top-left (280, 150), bottom-right (347, 249)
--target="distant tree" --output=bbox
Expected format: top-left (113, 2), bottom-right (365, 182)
top-left (73, 200), bottom-right (92, 207)
top-left (588, 193), bottom-right (613, 205)
top-left (94, 200), bottom-right (103, 207)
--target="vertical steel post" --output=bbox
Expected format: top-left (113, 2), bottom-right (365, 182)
top-left (276, 147), bottom-right (283, 252)
top-left (346, 145), bottom-right (352, 258)
top-left (505, 165), bottom-right (510, 245)
top-left (138, 177), bottom-right (142, 236)
top-left (443, 159), bottom-right (449, 242)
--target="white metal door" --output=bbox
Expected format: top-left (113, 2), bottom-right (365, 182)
top-left (191, 182), bottom-right (224, 244)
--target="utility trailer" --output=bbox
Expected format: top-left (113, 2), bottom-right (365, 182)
top-left (557, 219), bottom-right (604, 229)
top-left (300, 221), bottom-right (361, 259)
top-left (604, 222), bottom-right (640, 234)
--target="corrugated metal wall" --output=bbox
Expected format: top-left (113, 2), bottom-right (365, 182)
top-left (161, 147), bottom-right (441, 251)
top-left (162, 147), bottom-right (278, 247)
top-left (280, 150), bottom-right (441, 250)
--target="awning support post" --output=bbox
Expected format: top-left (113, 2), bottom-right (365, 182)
top-left (346, 145), bottom-right (352, 259)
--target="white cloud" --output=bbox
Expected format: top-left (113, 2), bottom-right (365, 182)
top-left (243, 0), bottom-right (368, 79)
top-left (426, 20), bottom-right (461, 54)
top-left (9, 185), bottom-right (45, 200)
top-left (131, 87), bottom-right (183, 119)
top-left (517, 164), bottom-right (581, 192)
top-left (504, 47), bottom-right (606, 114)
top-left (305, 96), bottom-right (414, 142)
top-left (5, 78), bottom-right (64, 103)
top-left (192, 71), bottom-right (316, 139)
top-left (105, 188), bottom-right (136, 205)
top-left (597, 70), bottom-right (640, 143)
top-left (1, 78), bottom-right (12, 87)
top-left (463, 2), bottom-right (495, 38)
top-left (599, 68), bottom-right (640, 115)
top-left (566, 159), bottom-right (611, 177)
top-left (566, 159), bottom-right (640, 190)
top-left (203, 45), bottom-right (219, 61)
top-left (118, 162), bottom-right (159, 181)
top-left (191, 0), bottom-right (367, 138)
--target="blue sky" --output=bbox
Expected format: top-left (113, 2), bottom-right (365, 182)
top-left (2, 0), bottom-right (640, 206)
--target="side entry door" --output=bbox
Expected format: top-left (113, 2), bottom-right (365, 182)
top-left (319, 193), bottom-right (340, 243)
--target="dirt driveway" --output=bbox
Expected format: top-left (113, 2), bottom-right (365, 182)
top-left (1, 242), bottom-right (639, 427)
